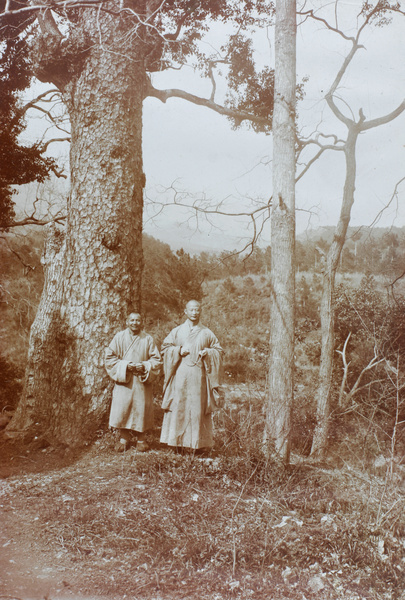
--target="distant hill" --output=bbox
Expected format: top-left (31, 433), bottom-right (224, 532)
top-left (297, 225), bottom-right (405, 244)
top-left (296, 226), bottom-right (405, 276)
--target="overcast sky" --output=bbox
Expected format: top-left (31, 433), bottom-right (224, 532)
top-left (141, 0), bottom-right (405, 252)
top-left (20, 0), bottom-right (405, 254)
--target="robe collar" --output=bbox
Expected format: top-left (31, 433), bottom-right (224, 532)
top-left (185, 319), bottom-right (203, 331)
top-left (126, 327), bottom-right (142, 339)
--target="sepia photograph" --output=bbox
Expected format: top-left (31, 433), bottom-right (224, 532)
top-left (0, 1), bottom-right (404, 599)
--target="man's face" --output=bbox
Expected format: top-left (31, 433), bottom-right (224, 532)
top-left (185, 301), bottom-right (201, 323)
top-left (127, 313), bottom-right (142, 334)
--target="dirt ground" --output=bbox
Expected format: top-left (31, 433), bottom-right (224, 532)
top-left (0, 436), bottom-right (120, 600)
top-left (1, 429), bottom-right (404, 600)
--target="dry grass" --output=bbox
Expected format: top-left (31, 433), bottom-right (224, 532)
top-left (2, 407), bottom-right (404, 600)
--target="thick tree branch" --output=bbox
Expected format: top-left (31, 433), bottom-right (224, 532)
top-left (324, 3), bottom-right (405, 129)
top-left (146, 81), bottom-right (271, 128)
top-left (325, 43), bottom-right (362, 127)
top-left (19, 89), bottom-right (61, 117)
top-left (360, 100), bottom-right (405, 131)
top-left (34, 1), bottom-right (64, 39)
top-left (41, 137), bottom-right (70, 152)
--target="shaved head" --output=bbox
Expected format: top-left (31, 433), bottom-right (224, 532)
top-left (184, 300), bottom-right (201, 324)
top-left (186, 300), bottom-right (201, 309)
top-left (126, 312), bottom-right (142, 334)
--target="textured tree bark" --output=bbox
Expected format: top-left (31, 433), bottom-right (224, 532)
top-left (310, 129), bottom-right (358, 458)
top-left (10, 224), bottom-right (65, 437)
top-left (8, 8), bottom-right (146, 445)
top-left (265, 0), bottom-right (296, 463)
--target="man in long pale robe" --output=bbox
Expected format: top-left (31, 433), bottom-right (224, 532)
top-left (105, 313), bottom-right (162, 452)
top-left (160, 300), bottom-right (223, 450)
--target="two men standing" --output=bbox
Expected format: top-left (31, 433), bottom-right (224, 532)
top-left (105, 301), bottom-right (223, 453)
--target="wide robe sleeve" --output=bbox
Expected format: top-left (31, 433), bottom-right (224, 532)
top-left (105, 333), bottom-right (129, 384)
top-left (161, 327), bottom-right (182, 409)
top-left (138, 336), bottom-right (162, 383)
top-left (202, 332), bottom-right (224, 414)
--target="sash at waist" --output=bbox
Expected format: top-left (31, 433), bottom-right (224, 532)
top-left (181, 356), bottom-right (203, 369)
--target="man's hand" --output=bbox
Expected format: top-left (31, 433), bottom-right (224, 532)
top-left (180, 345), bottom-right (190, 356)
top-left (198, 349), bottom-right (208, 359)
top-left (128, 362), bottom-right (146, 375)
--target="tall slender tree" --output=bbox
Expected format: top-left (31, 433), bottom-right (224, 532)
top-left (265, 0), bottom-right (296, 462)
top-left (306, 3), bottom-right (405, 458)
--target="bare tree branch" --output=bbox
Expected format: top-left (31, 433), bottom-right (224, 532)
top-left (1, 0), bottom-right (190, 44)
top-left (298, 9), bottom-right (356, 42)
top-left (325, 42), bottom-right (363, 127)
top-left (337, 337), bottom-right (387, 409)
top-left (146, 81), bottom-right (271, 128)
top-left (25, 103), bottom-right (70, 135)
top-left (360, 100), bottom-right (405, 131)
top-left (19, 89), bottom-right (62, 117)
top-left (336, 332), bottom-right (351, 407)
top-left (41, 137), bottom-right (71, 152)
top-left (7, 215), bottom-right (66, 228)
top-left (364, 176), bottom-right (405, 230)
top-left (296, 145), bottom-right (342, 184)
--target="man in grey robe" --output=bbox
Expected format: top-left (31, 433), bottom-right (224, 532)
top-left (105, 312), bottom-right (162, 452)
top-left (160, 300), bottom-right (223, 451)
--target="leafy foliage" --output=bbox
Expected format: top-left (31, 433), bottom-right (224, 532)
top-left (0, 17), bottom-right (56, 230)
top-left (223, 33), bottom-right (275, 131)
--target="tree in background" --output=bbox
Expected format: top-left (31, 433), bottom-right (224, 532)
top-left (1, 0), bottom-right (275, 445)
top-left (306, 3), bottom-right (405, 458)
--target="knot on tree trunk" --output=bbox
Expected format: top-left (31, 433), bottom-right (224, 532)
top-left (30, 30), bottom-right (90, 90)
top-left (41, 222), bottom-right (65, 267)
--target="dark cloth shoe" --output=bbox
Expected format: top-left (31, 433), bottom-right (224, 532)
top-left (136, 440), bottom-right (149, 452)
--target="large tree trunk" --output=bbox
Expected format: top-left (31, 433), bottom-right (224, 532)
top-left (7, 10), bottom-right (146, 445)
top-left (265, 0), bottom-right (296, 463)
top-left (310, 129), bottom-right (358, 458)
